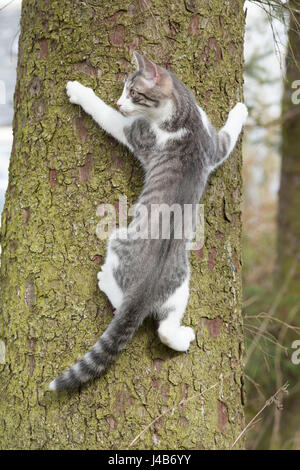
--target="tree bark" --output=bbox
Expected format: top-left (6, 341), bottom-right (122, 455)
top-left (0, 0), bottom-right (246, 449)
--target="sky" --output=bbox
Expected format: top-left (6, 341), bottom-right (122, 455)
top-left (0, 0), bottom-right (21, 213)
top-left (0, 0), bottom-right (288, 213)
top-left (243, 0), bottom-right (288, 204)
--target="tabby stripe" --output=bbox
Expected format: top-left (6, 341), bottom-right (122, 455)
top-left (148, 173), bottom-right (179, 185)
top-left (101, 336), bottom-right (118, 358)
top-left (137, 92), bottom-right (159, 105)
top-left (68, 368), bottom-right (82, 387)
top-left (147, 167), bottom-right (180, 181)
top-left (142, 178), bottom-right (179, 195)
top-left (137, 102), bottom-right (152, 108)
top-left (83, 352), bottom-right (99, 370)
top-left (79, 358), bottom-right (96, 378)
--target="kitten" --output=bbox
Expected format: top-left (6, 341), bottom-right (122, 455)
top-left (49, 51), bottom-right (247, 391)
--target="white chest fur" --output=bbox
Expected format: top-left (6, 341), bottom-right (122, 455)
top-left (151, 123), bottom-right (188, 147)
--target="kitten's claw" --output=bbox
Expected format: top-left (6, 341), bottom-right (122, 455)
top-left (66, 80), bottom-right (81, 104)
top-left (66, 80), bottom-right (93, 105)
top-left (231, 102), bottom-right (248, 125)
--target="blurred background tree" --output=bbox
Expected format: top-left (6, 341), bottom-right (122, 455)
top-left (277, 1), bottom-right (300, 305)
top-left (243, 0), bottom-right (300, 450)
top-left (273, 0), bottom-right (300, 449)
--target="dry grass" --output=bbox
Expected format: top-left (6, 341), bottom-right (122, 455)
top-left (231, 382), bottom-right (289, 448)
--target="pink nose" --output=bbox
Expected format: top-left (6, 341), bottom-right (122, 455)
top-left (117, 103), bottom-right (121, 108)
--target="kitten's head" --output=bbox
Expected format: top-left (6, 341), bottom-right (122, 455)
top-left (117, 51), bottom-right (173, 119)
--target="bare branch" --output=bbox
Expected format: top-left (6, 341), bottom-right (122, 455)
top-left (231, 382), bottom-right (289, 448)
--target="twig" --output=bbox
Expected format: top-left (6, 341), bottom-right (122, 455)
top-left (231, 382), bottom-right (289, 448)
top-left (127, 373), bottom-right (232, 449)
top-left (245, 312), bottom-right (300, 333)
top-left (243, 295), bottom-right (260, 308)
top-left (245, 260), bottom-right (297, 364)
top-left (245, 324), bottom-right (289, 352)
top-left (269, 305), bottom-right (299, 449)
top-left (250, 411), bottom-right (274, 450)
top-left (0, 0), bottom-right (16, 11)
top-left (244, 374), bottom-right (266, 400)
top-left (251, 0), bottom-right (300, 74)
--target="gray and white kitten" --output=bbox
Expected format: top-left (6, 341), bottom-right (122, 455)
top-left (49, 51), bottom-right (247, 391)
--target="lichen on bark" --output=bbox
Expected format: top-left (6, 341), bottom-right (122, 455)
top-left (0, 0), bottom-right (246, 449)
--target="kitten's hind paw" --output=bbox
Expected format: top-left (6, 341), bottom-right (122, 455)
top-left (158, 325), bottom-right (195, 352)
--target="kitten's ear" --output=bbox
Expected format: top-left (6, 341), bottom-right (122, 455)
top-left (132, 51), bottom-right (172, 94)
top-left (133, 51), bottom-right (159, 83)
top-left (142, 56), bottom-right (160, 83)
top-left (133, 51), bottom-right (145, 71)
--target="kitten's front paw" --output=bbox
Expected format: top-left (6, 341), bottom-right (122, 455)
top-left (232, 102), bottom-right (248, 125)
top-left (66, 80), bottom-right (93, 105)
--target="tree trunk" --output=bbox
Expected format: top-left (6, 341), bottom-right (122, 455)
top-left (0, 0), bottom-right (246, 449)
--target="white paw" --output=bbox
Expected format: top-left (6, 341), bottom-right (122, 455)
top-left (48, 380), bottom-right (56, 391)
top-left (179, 326), bottom-right (196, 346)
top-left (232, 102), bottom-right (248, 124)
top-left (159, 325), bottom-right (195, 352)
top-left (66, 80), bottom-right (93, 105)
top-left (182, 326), bottom-right (196, 341)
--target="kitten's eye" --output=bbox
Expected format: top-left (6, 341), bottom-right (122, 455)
top-left (130, 89), bottom-right (137, 97)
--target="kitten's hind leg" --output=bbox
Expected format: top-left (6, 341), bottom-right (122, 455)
top-left (158, 277), bottom-right (195, 352)
top-left (97, 233), bottom-right (125, 310)
top-left (212, 102), bottom-right (248, 171)
top-left (97, 266), bottom-right (123, 311)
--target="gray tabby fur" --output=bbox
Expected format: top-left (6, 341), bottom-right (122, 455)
top-left (49, 51), bottom-right (247, 391)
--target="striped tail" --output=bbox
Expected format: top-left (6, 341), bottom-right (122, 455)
top-left (49, 297), bottom-right (146, 391)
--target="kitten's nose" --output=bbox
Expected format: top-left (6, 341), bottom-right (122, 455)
top-left (117, 103), bottom-right (121, 108)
